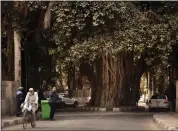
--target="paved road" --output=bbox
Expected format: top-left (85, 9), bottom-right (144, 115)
top-left (3, 112), bottom-right (161, 130)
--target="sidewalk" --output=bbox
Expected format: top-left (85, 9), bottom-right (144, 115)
top-left (173, 113), bottom-right (178, 118)
top-left (153, 113), bottom-right (178, 131)
top-left (2, 113), bottom-right (41, 128)
top-left (2, 116), bottom-right (24, 128)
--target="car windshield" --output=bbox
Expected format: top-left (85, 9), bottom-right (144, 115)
top-left (151, 95), bottom-right (166, 99)
top-left (59, 93), bottom-right (68, 97)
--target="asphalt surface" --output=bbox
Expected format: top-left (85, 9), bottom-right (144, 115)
top-left (3, 112), bottom-right (161, 130)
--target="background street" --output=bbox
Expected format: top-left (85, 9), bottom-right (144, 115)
top-left (3, 112), bottom-right (161, 130)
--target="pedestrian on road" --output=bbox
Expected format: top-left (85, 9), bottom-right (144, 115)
top-left (24, 88), bottom-right (38, 127)
top-left (16, 86), bottom-right (24, 117)
top-left (48, 87), bottom-right (58, 121)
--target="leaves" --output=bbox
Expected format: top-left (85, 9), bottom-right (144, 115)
top-left (2, 1), bottom-right (178, 83)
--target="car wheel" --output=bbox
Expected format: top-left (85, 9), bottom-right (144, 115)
top-left (73, 101), bottom-right (78, 108)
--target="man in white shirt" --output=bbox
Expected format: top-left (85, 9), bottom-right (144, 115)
top-left (24, 88), bottom-right (38, 126)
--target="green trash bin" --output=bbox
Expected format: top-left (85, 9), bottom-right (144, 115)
top-left (41, 100), bottom-right (50, 120)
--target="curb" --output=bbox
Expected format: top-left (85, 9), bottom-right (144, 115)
top-left (57, 106), bottom-right (146, 112)
top-left (2, 113), bottom-right (42, 128)
top-left (153, 114), bottom-right (178, 131)
top-left (80, 106), bottom-right (146, 112)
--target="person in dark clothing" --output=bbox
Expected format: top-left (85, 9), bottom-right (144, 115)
top-left (16, 87), bottom-right (24, 117)
top-left (48, 87), bottom-right (58, 120)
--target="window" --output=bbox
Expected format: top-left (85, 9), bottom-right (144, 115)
top-left (59, 93), bottom-right (68, 98)
top-left (157, 95), bottom-right (166, 99)
top-left (151, 95), bottom-right (166, 99)
top-left (64, 94), bottom-right (69, 98)
top-left (151, 95), bottom-right (158, 99)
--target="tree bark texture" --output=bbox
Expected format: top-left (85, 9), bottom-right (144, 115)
top-left (83, 52), bottom-right (146, 107)
top-left (44, 2), bottom-right (53, 29)
top-left (67, 65), bottom-right (76, 97)
top-left (14, 30), bottom-right (21, 87)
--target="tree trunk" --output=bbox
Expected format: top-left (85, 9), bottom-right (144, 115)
top-left (99, 54), bottom-right (118, 107)
top-left (152, 74), bottom-right (156, 94)
top-left (7, 21), bottom-right (14, 80)
top-left (93, 58), bottom-right (103, 106)
top-left (76, 73), bottom-right (83, 90)
top-left (67, 65), bottom-right (75, 97)
top-left (147, 72), bottom-right (152, 99)
top-left (44, 2), bottom-right (53, 29)
top-left (80, 52), bottom-right (146, 107)
top-left (14, 30), bottom-right (21, 87)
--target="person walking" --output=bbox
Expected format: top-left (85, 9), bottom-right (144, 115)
top-left (16, 86), bottom-right (24, 117)
top-left (48, 87), bottom-right (58, 120)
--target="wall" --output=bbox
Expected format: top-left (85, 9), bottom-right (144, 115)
top-left (2, 81), bottom-right (18, 116)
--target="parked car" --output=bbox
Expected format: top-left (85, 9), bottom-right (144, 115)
top-left (58, 93), bottom-right (78, 108)
top-left (148, 93), bottom-right (170, 111)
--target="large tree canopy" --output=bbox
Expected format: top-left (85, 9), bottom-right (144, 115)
top-left (49, 2), bottom-right (178, 106)
top-left (1, 1), bottom-right (178, 106)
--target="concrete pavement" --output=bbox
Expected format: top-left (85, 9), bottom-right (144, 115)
top-left (3, 112), bottom-right (161, 130)
top-left (153, 113), bottom-right (178, 131)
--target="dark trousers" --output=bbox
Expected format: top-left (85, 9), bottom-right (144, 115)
top-left (49, 103), bottom-right (56, 119)
top-left (16, 101), bottom-right (22, 116)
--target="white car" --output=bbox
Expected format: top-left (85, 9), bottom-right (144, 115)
top-left (148, 94), bottom-right (170, 111)
top-left (58, 93), bottom-right (78, 108)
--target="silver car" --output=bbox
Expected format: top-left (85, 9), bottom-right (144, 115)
top-left (148, 94), bottom-right (170, 111)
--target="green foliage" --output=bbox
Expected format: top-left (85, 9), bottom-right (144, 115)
top-left (51, 2), bottom-right (178, 70)
top-left (51, 2), bottom-right (138, 65)
top-left (2, 1), bottom-right (178, 87)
